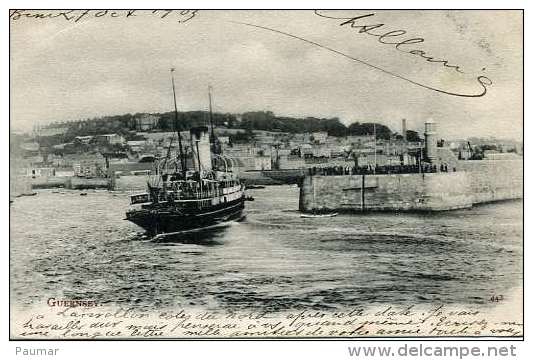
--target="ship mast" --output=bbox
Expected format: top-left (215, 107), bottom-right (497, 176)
top-left (207, 85), bottom-right (222, 160)
top-left (208, 85), bottom-right (215, 144)
top-left (170, 68), bottom-right (187, 173)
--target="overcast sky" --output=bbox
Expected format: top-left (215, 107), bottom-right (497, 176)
top-left (10, 10), bottom-right (522, 140)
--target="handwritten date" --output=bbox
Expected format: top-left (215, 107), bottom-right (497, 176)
top-left (9, 10), bottom-right (199, 23)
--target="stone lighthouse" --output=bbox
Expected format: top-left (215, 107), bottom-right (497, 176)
top-left (424, 119), bottom-right (437, 163)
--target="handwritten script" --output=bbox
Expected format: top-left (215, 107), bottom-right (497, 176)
top-left (12, 304), bottom-right (522, 339)
top-left (10, 10), bottom-right (494, 97)
top-left (232, 11), bottom-right (493, 98)
top-left (9, 10), bottom-right (199, 23)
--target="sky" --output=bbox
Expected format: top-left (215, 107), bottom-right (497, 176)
top-left (9, 10), bottom-right (523, 140)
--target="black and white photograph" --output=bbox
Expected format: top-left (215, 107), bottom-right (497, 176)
top-left (8, 8), bottom-right (523, 341)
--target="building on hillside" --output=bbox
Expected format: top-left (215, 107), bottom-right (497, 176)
top-left (255, 156), bottom-right (272, 170)
top-left (312, 146), bottom-right (331, 158)
top-left (127, 140), bottom-right (148, 153)
top-left (223, 144), bottom-right (256, 157)
top-left (484, 151), bottom-right (521, 160)
top-left (24, 154), bottom-right (45, 164)
top-left (68, 152), bottom-right (107, 177)
top-left (39, 126), bottom-right (69, 137)
top-left (311, 131), bottom-right (328, 144)
top-left (74, 136), bottom-right (94, 144)
top-left (20, 142), bottom-right (40, 152)
top-left (218, 136), bottom-right (230, 145)
top-left (254, 133), bottom-right (275, 144)
top-left (55, 168), bottom-right (75, 177)
top-left (25, 167), bottom-right (56, 178)
top-left (299, 144), bottom-right (313, 158)
top-left (97, 133), bottom-right (125, 145)
top-left (47, 153), bottom-right (68, 167)
top-left (346, 135), bottom-right (374, 148)
top-left (73, 162), bottom-right (106, 178)
top-left (278, 155), bottom-right (306, 169)
top-left (135, 114), bottom-right (160, 131)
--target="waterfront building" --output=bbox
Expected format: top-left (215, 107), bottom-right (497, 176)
top-left (74, 135), bottom-right (94, 144)
top-left (96, 133), bottom-right (126, 145)
top-left (25, 167), bottom-right (55, 178)
top-left (127, 140), bottom-right (148, 153)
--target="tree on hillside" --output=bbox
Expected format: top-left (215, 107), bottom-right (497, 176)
top-left (347, 122), bottom-right (392, 140)
top-left (322, 117), bottom-right (347, 137)
top-left (405, 130), bottom-right (422, 142)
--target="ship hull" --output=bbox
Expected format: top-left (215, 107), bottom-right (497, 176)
top-left (126, 198), bottom-right (245, 236)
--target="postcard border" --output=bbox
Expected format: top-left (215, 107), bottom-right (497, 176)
top-left (8, 7), bottom-right (525, 342)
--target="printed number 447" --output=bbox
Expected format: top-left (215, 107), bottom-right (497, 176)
top-left (490, 295), bottom-right (504, 302)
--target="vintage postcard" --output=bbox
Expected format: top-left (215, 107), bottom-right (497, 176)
top-left (9, 9), bottom-right (523, 340)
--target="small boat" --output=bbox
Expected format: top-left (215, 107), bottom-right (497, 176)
top-left (80, 192), bottom-right (88, 196)
top-left (300, 212), bottom-right (338, 218)
top-left (246, 185), bottom-right (266, 190)
top-left (16, 192), bottom-right (37, 197)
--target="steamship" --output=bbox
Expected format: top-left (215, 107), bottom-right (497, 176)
top-left (125, 71), bottom-right (245, 237)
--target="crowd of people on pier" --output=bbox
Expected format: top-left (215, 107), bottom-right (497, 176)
top-left (307, 163), bottom-right (456, 176)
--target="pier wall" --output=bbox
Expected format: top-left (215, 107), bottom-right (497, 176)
top-left (262, 169), bottom-right (306, 185)
top-left (299, 160), bottom-right (522, 212)
top-left (13, 176), bottom-right (114, 190)
top-left (238, 169), bottom-right (307, 185)
top-left (30, 176), bottom-right (67, 189)
top-left (10, 176), bottom-right (33, 197)
top-left (456, 160), bottom-right (523, 203)
top-left (111, 175), bottom-right (150, 191)
top-left (66, 177), bottom-right (110, 190)
top-left (239, 171), bottom-right (284, 185)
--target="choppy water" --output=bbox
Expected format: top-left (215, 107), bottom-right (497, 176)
top-left (10, 186), bottom-right (522, 311)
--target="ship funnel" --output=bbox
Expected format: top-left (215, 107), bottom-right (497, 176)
top-left (190, 126), bottom-right (212, 172)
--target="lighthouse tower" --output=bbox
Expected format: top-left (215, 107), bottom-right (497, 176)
top-left (424, 119), bottom-right (437, 163)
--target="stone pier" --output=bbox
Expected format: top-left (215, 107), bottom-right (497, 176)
top-left (299, 160), bottom-right (522, 212)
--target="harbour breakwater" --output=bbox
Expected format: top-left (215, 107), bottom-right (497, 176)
top-left (31, 175), bottom-right (150, 191)
top-left (16, 170), bottom-right (301, 193)
top-left (9, 176), bottom-right (34, 198)
top-left (110, 174), bottom-right (149, 191)
top-left (239, 169), bottom-right (306, 185)
top-left (27, 176), bottom-right (110, 190)
top-left (299, 160), bottom-right (523, 212)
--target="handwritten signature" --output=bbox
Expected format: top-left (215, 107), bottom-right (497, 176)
top-left (9, 10), bottom-right (199, 23)
top-left (232, 11), bottom-right (493, 98)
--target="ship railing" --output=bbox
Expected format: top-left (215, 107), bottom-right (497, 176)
top-left (151, 178), bottom-right (241, 202)
top-left (173, 186), bottom-right (241, 201)
top-left (130, 193), bottom-right (150, 205)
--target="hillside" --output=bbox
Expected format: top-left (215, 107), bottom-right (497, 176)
top-left (37, 110), bottom-right (404, 145)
